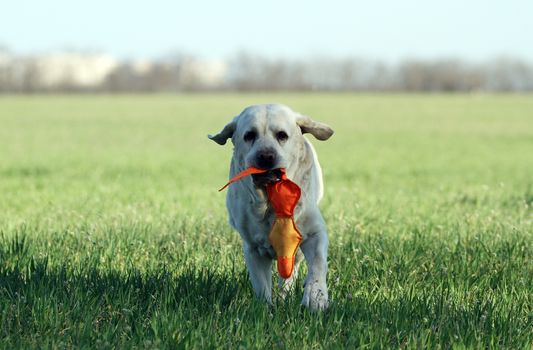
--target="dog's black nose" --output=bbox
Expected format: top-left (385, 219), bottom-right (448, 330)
top-left (256, 149), bottom-right (277, 169)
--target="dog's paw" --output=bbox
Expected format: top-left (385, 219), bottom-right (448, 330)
top-left (301, 280), bottom-right (329, 311)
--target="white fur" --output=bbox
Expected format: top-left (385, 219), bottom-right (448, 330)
top-left (209, 104), bottom-right (333, 310)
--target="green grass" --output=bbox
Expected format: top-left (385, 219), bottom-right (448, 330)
top-left (0, 94), bottom-right (532, 349)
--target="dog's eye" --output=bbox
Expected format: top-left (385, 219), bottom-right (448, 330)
top-left (276, 131), bottom-right (288, 142)
top-left (243, 131), bottom-right (257, 142)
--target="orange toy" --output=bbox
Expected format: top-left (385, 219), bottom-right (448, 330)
top-left (219, 167), bottom-right (302, 279)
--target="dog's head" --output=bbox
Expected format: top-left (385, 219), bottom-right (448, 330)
top-left (209, 104), bottom-right (333, 186)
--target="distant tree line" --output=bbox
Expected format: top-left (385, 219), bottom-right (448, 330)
top-left (227, 53), bottom-right (533, 92)
top-left (0, 47), bottom-right (532, 92)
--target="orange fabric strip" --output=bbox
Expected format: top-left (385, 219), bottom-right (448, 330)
top-left (218, 166), bottom-right (268, 191)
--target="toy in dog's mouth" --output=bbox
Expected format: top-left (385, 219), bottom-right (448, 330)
top-left (219, 166), bottom-right (302, 279)
top-left (251, 168), bottom-right (282, 187)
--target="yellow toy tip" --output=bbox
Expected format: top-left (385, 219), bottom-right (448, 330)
top-left (277, 256), bottom-right (296, 279)
top-left (268, 217), bottom-right (302, 279)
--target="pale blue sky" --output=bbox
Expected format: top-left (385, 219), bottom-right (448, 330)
top-left (1, 0), bottom-right (532, 61)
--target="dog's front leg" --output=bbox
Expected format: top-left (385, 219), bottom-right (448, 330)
top-left (243, 243), bottom-right (273, 304)
top-left (300, 231), bottom-right (329, 310)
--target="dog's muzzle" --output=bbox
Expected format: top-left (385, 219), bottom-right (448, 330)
top-left (251, 168), bottom-right (282, 187)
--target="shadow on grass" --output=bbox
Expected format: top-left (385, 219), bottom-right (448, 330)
top-left (1, 254), bottom-right (246, 315)
top-left (0, 234), bottom-right (256, 347)
top-left (1, 234), bottom-right (532, 348)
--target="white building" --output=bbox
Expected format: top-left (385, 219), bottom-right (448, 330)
top-left (34, 52), bottom-right (118, 88)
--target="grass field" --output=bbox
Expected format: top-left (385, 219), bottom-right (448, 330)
top-left (0, 94), bottom-right (532, 349)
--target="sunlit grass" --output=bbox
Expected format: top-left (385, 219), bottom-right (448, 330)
top-left (0, 94), bottom-right (532, 348)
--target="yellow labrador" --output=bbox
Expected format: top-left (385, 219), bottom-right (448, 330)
top-left (209, 104), bottom-right (333, 310)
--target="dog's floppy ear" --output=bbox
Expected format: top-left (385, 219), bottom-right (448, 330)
top-left (296, 114), bottom-right (334, 141)
top-left (208, 117), bottom-right (237, 145)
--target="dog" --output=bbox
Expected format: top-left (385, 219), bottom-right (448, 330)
top-left (209, 104), bottom-right (333, 310)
